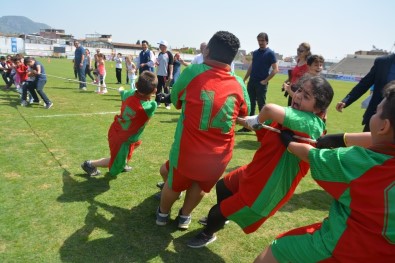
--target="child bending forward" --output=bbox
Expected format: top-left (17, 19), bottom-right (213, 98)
top-left (81, 71), bottom-right (158, 176)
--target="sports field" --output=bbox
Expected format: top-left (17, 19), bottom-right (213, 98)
top-left (0, 58), bottom-right (367, 262)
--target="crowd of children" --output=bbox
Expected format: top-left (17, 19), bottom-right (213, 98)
top-left (1, 54), bottom-right (53, 109)
top-left (2, 30), bottom-right (394, 261)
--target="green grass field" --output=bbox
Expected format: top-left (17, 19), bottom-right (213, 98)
top-left (0, 58), bottom-right (368, 262)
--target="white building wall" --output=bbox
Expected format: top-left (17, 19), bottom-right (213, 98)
top-left (0, 36), bottom-right (25, 54)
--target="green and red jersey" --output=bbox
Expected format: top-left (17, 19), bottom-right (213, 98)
top-left (221, 107), bottom-right (325, 233)
top-left (168, 59), bottom-right (250, 187)
top-left (108, 89), bottom-right (156, 175)
top-left (272, 144), bottom-right (395, 262)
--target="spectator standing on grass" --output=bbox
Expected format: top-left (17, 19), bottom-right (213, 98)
top-left (96, 53), bottom-right (107, 94)
top-left (155, 40), bottom-right (173, 109)
top-left (23, 57), bottom-right (53, 109)
top-left (336, 53), bottom-right (395, 132)
top-left (239, 32), bottom-right (278, 132)
top-left (191, 42), bottom-right (207, 64)
top-left (84, 49), bottom-right (95, 82)
top-left (93, 49), bottom-right (101, 84)
top-left (125, 57), bottom-right (129, 84)
top-left (283, 42), bottom-right (311, 106)
top-left (138, 40), bottom-right (155, 74)
top-left (155, 31), bottom-right (250, 231)
top-left (81, 71), bottom-right (158, 177)
top-left (170, 52), bottom-right (188, 87)
top-left (74, 41), bottom-right (87, 90)
top-left (114, 53), bottom-right (123, 84)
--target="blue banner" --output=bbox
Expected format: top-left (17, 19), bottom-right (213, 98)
top-left (11, 38), bottom-right (17, 53)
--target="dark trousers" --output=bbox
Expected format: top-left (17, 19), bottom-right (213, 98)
top-left (73, 67), bottom-right (78, 79)
top-left (116, 68), bottom-right (122, 83)
top-left (247, 78), bottom-right (268, 115)
top-left (203, 179), bottom-right (233, 236)
top-left (22, 80), bottom-right (50, 104)
top-left (156, 75), bottom-right (170, 106)
top-left (2, 72), bottom-right (12, 86)
top-left (85, 66), bottom-right (94, 81)
top-left (22, 81), bottom-right (38, 102)
top-left (77, 66), bottom-right (86, 89)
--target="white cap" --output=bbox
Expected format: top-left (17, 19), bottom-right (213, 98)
top-left (157, 40), bottom-right (168, 47)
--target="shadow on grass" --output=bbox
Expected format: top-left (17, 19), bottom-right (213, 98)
top-left (234, 139), bottom-right (260, 150)
top-left (57, 171), bottom-right (115, 203)
top-left (59, 197), bottom-right (225, 262)
top-left (57, 171), bottom-right (224, 262)
top-left (159, 118), bottom-right (179, 124)
top-left (280, 189), bottom-right (332, 212)
top-left (0, 89), bottom-right (19, 108)
top-left (172, 229), bottom-right (226, 263)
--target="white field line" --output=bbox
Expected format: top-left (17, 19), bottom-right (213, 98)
top-left (31, 111), bottom-right (119, 118)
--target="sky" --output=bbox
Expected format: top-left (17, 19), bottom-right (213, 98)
top-left (2, 0), bottom-right (394, 60)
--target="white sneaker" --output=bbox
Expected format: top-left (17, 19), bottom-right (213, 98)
top-left (165, 105), bottom-right (171, 110)
top-left (103, 88), bottom-right (108, 94)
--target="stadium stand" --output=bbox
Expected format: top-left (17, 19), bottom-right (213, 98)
top-left (327, 54), bottom-right (377, 76)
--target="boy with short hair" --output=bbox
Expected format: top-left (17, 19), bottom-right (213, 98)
top-left (282, 54), bottom-right (324, 98)
top-left (81, 71), bottom-right (158, 176)
top-left (188, 76), bottom-right (334, 248)
top-left (306, 54), bottom-right (324, 75)
top-left (156, 31), bottom-right (250, 229)
top-left (254, 80), bottom-right (395, 262)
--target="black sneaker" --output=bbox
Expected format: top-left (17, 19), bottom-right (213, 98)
top-left (81, 161), bottom-right (101, 176)
top-left (156, 182), bottom-right (165, 190)
top-left (187, 232), bottom-right (217, 248)
top-left (237, 127), bottom-right (251, 132)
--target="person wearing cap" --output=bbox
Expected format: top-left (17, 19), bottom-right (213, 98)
top-left (155, 40), bottom-right (173, 109)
